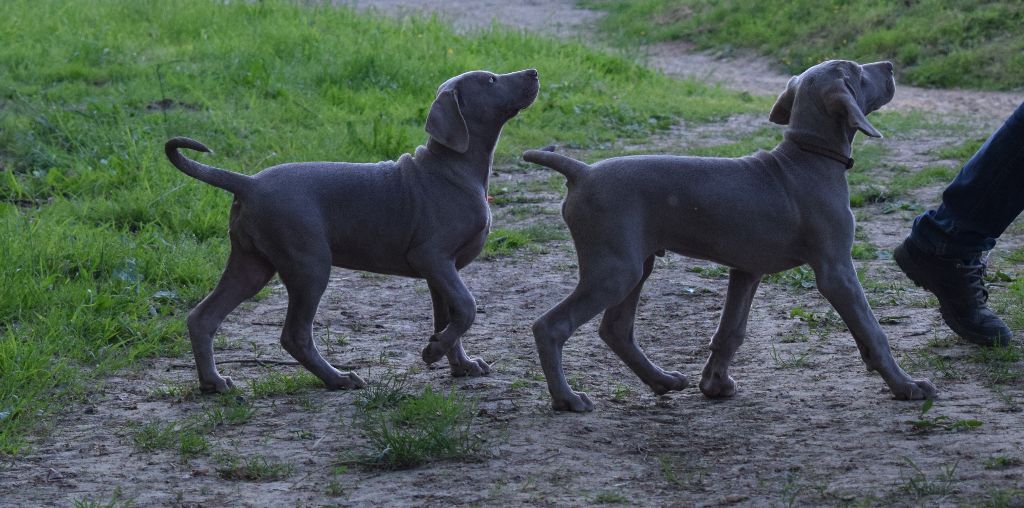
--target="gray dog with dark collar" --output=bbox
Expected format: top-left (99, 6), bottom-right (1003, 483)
top-left (524, 60), bottom-right (936, 412)
top-left (166, 69), bottom-right (539, 393)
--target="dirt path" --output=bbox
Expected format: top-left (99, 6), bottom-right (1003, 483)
top-left (3, 2), bottom-right (1023, 507)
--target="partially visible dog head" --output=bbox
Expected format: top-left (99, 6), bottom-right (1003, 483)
top-left (426, 69), bottom-right (540, 153)
top-left (769, 60), bottom-right (895, 139)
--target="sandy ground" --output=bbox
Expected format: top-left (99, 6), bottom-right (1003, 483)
top-left (3, 1), bottom-right (1023, 506)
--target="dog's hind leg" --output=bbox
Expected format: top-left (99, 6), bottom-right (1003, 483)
top-left (278, 255), bottom-right (366, 390)
top-left (187, 243), bottom-right (275, 393)
top-left (811, 258), bottom-right (936, 400)
top-left (533, 253), bottom-right (646, 412)
top-left (699, 268), bottom-right (761, 398)
top-left (598, 255), bottom-right (688, 396)
top-left (429, 284), bottom-right (490, 377)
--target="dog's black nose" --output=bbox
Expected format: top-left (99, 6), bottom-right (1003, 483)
top-left (524, 68), bottom-right (539, 79)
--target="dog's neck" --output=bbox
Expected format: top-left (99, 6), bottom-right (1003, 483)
top-left (422, 137), bottom-right (497, 189)
top-left (782, 124), bottom-right (856, 169)
top-left (783, 131), bottom-right (855, 170)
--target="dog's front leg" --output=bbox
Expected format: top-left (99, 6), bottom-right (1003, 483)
top-left (811, 258), bottom-right (937, 400)
top-left (414, 259), bottom-right (483, 371)
top-left (428, 283), bottom-right (490, 377)
top-left (699, 269), bottom-right (761, 398)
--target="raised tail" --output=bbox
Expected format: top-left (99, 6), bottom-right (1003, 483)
top-left (164, 137), bottom-right (253, 196)
top-left (522, 146), bottom-right (590, 184)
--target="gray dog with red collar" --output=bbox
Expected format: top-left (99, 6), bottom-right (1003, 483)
top-left (524, 60), bottom-right (936, 412)
top-left (166, 69), bottom-right (539, 393)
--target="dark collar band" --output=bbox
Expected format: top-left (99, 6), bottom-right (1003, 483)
top-left (792, 140), bottom-right (855, 169)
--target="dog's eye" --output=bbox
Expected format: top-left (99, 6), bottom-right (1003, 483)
top-left (488, 76), bottom-right (496, 84)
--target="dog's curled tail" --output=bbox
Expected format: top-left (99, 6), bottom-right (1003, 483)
top-left (165, 137), bottom-right (253, 196)
top-left (523, 146), bottom-right (589, 184)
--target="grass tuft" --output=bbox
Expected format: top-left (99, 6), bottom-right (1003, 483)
top-left (216, 454), bottom-right (294, 481)
top-left (356, 383), bottom-right (480, 469)
top-left (250, 371), bottom-right (323, 398)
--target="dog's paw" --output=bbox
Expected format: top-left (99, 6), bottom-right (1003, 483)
top-left (199, 376), bottom-right (234, 394)
top-left (648, 370), bottom-right (689, 395)
top-left (325, 372), bottom-right (367, 390)
top-left (552, 391), bottom-right (595, 413)
top-left (890, 377), bottom-right (937, 400)
top-left (450, 357), bottom-right (490, 378)
top-left (421, 337), bottom-right (448, 365)
top-left (699, 374), bottom-right (737, 399)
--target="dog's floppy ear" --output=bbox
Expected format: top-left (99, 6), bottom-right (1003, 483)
top-left (769, 76), bottom-right (798, 125)
top-left (426, 89), bottom-right (469, 153)
top-left (827, 80), bottom-right (882, 138)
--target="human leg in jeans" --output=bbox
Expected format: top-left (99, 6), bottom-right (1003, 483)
top-left (895, 100), bottom-right (1024, 346)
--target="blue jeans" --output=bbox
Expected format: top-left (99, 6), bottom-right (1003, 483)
top-left (909, 100), bottom-right (1024, 259)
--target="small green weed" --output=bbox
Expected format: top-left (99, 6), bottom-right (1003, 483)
top-left (357, 385), bottom-right (480, 469)
top-left (764, 266), bottom-right (816, 289)
top-left (849, 185), bottom-right (892, 208)
top-left (788, 306), bottom-right (843, 331)
top-left (901, 349), bottom-right (965, 380)
top-left (984, 455), bottom-right (1022, 470)
top-left (851, 242), bottom-right (879, 260)
top-left (658, 454), bottom-right (705, 489)
top-left (202, 394), bottom-right (256, 428)
top-left (250, 371), bottom-right (322, 398)
top-left (216, 454), bottom-right (294, 481)
top-left (770, 345), bottom-right (811, 370)
top-left (149, 382), bottom-right (200, 402)
top-left (355, 371), bottom-right (410, 411)
top-left (73, 487), bottom-right (128, 508)
top-left (593, 491), bottom-right (629, 504)
top-left (780, 472), bottom-right (803, 508)
top-left (907, 399), bottom-right (982, 433)
top-left (971, 343), bottom-right (1023, 385)
top-left (611, 384), bottom-right (632, 402)
top-left (508, 378), bottom-right (531, 391)
top-left (687, 265), bottom-right (729, 279)
top-left (986, 488), bottom-right (1024, 508)
top-left (326, 480), bottom-right (345, 497)
top-left (132, 420), bottom-right (209, 458)
top-left (897, 457), bottom-right (959, 498)
top-left (482, 225), bottom-right (568, 258)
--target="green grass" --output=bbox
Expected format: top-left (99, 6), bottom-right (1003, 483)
top-left (132, 420), bottom-right (211, 458)
top-left (888, 165), bottom-right (959, 196)
top-left (357, 385), bottom-right (480, 469)
top-left (763, 266), bottom-right (817, 289)
top-left (581, 0), bottom-right (1024, 90)
top-left (0, 0), bottom-right (760, 453)
top-left (130, 392), bottom-right (254, 459)
top-left (593, 491), bottom-right (629, 504)
top-left (482, 224), bottom-right (569, 258)
top-left (249, 371), bottom-right (323, 398)
top-left (216, 454), bottom-right (294, 481)
top-left (984, 455), bottom-right (1022, 470)
top-left (935, 137), bottom-right (988, 163)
